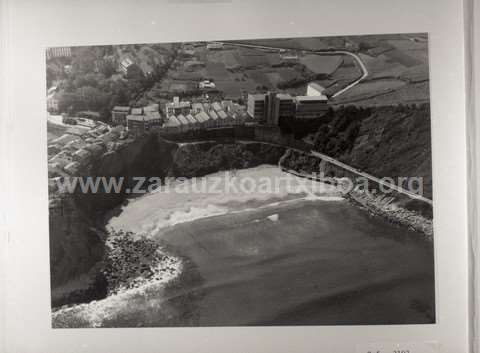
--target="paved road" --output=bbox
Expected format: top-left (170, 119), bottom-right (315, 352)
top-left (218, 41), bottom-right (369, 98)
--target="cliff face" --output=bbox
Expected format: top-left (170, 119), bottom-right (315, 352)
top-left (172, 142), bottom-right (286, 177)
top-left (342, 106), bottom-right (432, 199)
top-left (49, 137), bottom-right (286, 307)
top-left (49, 135), bottom-right (179, 306)
top-left (311, 104), bottom-right (432, 199)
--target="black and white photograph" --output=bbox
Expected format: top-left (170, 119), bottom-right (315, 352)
top-left (46, 33), bottom-right (435, 328)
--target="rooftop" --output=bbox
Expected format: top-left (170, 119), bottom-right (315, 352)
top-left (113, 106), bottom-right (131, 112)
top-left (185, 114), bottom-right (198, 124)
top-left (195, 111), bottom-right (210, 123)
top-left (126, 115), bottom-right (146, 122)
top-left (164, 116), bottom-right (181, 127)
top-left (131, 108), bottom-right (143, 115)
top-left (276, 93), bottom-right (293, 100)
top-left (248, 93), bottom-right (266, 101)
top-left (176, 114), bottom-right (189, 125)
top-left (296, 95), bottom-right (328, 102)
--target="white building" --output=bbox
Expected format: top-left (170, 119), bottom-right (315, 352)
top-left (306, 82), bottom-right (328, 98)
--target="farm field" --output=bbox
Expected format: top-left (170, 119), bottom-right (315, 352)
top-left (333, 81), bottom-right (430, 107)
top-left (299, 54), bottom-right (343, 74)
top-left (333, 79), bottom-right (407, 102)
top-left (136, 34), bottom-right (429, 104)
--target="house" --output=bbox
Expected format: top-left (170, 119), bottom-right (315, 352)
top-left (111, 106), bottom-right (130, 126)
top-left (126, 115), bottom-right (147, 136)
top-left (72, 148), bottom-right (91, 163)
top-left (47, 91), bottom-right (60, 113)
top-left (185, 114), bottom-right (199, 129)
top-left (207, 42), bottom-right (224, 50)
top-left (64, 161), bottom-right (81, 175)
top-left (144, 111), bottom-right (162, 128)
top-left (131, 107), bottom-right (143, 115)
top-left (195, 111), bottom-right (212, 128)
top-left (206, 110), bottom-right (220, 127)
top-left (84, 143), bottom-right (106, 158)
top-left (163, 116), bottom-right (182, 133)
top-left (119, 57), bottom-right (134, 74)
top-left (143, 104), bottom-right (159, 113)
top-left (199, 80), bottom-right (216, 89)
top-left (49, 151), bottom-right (73, 169)
top-left (51, 134), bottom-right (80, 146)
top-left (176, 114), bottom-right (190, 132)
top-left (191, 102), bottom-right (205, 114)
top-left (211, 101), bottom-right (223, 112)
top-left (165, 97), bottom-right (191, 116)
top-left (307, 82), bottom-right (327, 97)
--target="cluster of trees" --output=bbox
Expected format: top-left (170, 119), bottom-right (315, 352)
top-left (313, 105), bottom-right (372, 156)
top-left (277, 72), bottom-right (329, 90)
top-left (50, 45), bottom-right (177, 122)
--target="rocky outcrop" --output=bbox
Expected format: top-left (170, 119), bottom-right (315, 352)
top-left (172, 142), bottom-right (286, 178)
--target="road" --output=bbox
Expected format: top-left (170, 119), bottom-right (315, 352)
top-left (235, 140), bottom-right (431, 204)
top-left (218, 41), bottom-right (369, 98)
top-left (310, 150), bottom-right (433, 205)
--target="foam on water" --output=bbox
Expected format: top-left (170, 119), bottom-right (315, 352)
top-left (52, 249), bottom-right (182, 328)
top-left (107, 165), bottom-right (343, 235)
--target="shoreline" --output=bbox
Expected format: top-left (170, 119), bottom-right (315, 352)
top-left (51, 157), bottom-right (433, 324)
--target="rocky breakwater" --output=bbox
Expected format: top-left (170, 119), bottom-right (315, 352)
top-left (346, 190), bottom-right (433, 240)
top-left (280, 148), bottom-right (433, 240)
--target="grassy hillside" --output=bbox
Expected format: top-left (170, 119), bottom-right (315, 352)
top-left (312, 104), bottom-right (432, 199)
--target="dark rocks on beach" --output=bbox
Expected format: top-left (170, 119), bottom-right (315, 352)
top-left (102, 230), bottom-right (166, 294)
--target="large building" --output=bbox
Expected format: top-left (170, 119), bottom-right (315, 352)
top-left (272, 93), bottom-right (295, 125)
top-left (247, 92), bottom-right (295, 125)
top-left (294, 95), bottom-right (329, 119)
top-left (248, 90), bottom-right (329, 123)
top-left (247, 94), bottom-right (268, 122)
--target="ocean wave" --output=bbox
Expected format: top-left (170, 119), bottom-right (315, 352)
top-left (107, 165), bottom-right (343, 235)
top-left (52, 249), bottom-right (182, 328)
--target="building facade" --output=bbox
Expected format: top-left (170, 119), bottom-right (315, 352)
top-left (111, 106), bottom-right (130, 126)
top-left (165, 97), bottom-right (191, 116)
top-left (247, 92), bottom-right (296, 125)
top-left (294, 96), bottom-right (329, 119)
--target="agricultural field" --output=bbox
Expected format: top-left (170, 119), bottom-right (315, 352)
top-left (299, 55), bottom-right (343, 74)
top-left (137, 34), bottom-right (429, 104)
top-left (206, 49), bottom-right (240, 69)
top-left (333, 79), bottom-right (407, 103)
top-left (334, 81), bottom-right (430, 107)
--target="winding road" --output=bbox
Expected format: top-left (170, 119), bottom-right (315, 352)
top-left (218, 41), bottom-right (369, 98)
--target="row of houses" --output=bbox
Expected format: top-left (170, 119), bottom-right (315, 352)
top-left (48, 126), bottom-right (128, 177)
top-left (162, 98), bottom-right (247, 133)
top-left (111, 104), bottom-right (163, 135)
